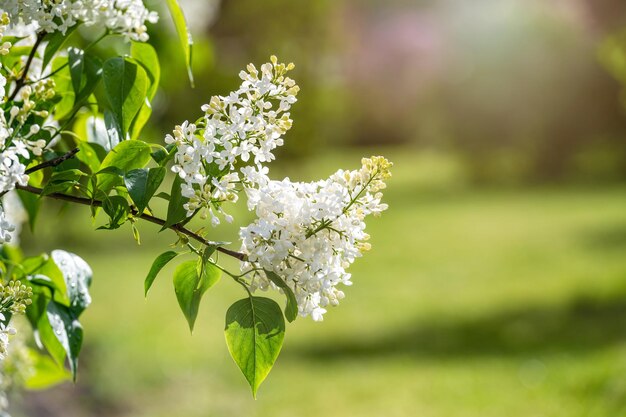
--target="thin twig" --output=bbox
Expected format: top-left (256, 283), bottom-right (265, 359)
top-left (25, 148), bottom-right (80, 174)
top-left (8, 33), bottom-right (46, 102)
top-left (16, 184), bottom-right (246, 261)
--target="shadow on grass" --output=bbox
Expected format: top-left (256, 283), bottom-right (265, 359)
top-left (288, 293), bottom-right (626, 361)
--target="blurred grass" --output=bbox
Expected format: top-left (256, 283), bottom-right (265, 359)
top-left (13, 147), bottom-right (626, 417)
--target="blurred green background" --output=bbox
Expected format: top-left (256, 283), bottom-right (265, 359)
top-left (12, 0), bottom-right (626, 415)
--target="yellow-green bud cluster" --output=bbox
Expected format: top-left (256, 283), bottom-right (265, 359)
top-left (0, 281), bottom-right (33, 315)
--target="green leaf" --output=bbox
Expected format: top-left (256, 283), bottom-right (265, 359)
top-left (97, 140), bottom-right (151, 195)
top-left (36, 304), bottom-right (68, 371)
top-left (28, 255), bottom-right (70, 307)
top-left (41, 181), bottom-right (77, 196)
top-left (102, 57), bottom-right (148, 139)
top-left (166, 0), bottom-right (194, 87)
top-left (42, 27), bottom-right (77, 70)
top-left (130, 42), bottom-right (160, 100)
top-left (68, 48), bottom-right (102, 105)
top-left (68, 47), bottom-right (84, 96)
top-left (34, 251), bottom-right (92, 380)
top-left (16, 188), bottom-right (40, 231)
top-left (264, 270), bottom-right (298, 322)
top-left (24, 348), bottom-right (72, 390)
top-left (151, 144), bottom-right (176, 167)
top-left (224, 297), bottom-right (285, 398)
top-left (144, 251), bottom-right (179, 296)
top-left (129, 42), bottom-right (160, 140)
top-left (40, 301), bottom-right (84, 380)
top-left (124, 167), bottom-right (165, 213)
top-left (173, 259), bottom-right (221, 331)
top-left (50, 56), bottom-right (74, 120)
top-left (162, 175), bottom-right (189, 229)
top-left (76, 141), bottom-right (102, 173)
top-left (51, 250), bottom-right (92, 316)
top-left (99, 195), bottom-right (130, 230)
top-left (26, 283), bottom-right (51, 327)
top-left (49, 169), bottom-right (87, 183)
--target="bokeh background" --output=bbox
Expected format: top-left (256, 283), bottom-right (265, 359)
top-left (12, 0), bottom-right (626, 415)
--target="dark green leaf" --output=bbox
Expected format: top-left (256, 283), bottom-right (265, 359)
top-left (100, 195), bottom-right (130, 230)
top-left (42, 27), bottom-right (77, 70)
top-left (49, 169), bottom-right (87, 183)
top-left (68, 47), bottom-right (84, 96)
top-left (162, 175), bottom-right (188, 229)
top-left (124, 167), bottom-right (165, 213)
top-left (224, 297), bottom-right (285, 398)
top-left (173, 259), bottom-right (221, 331)
top-left (151, 144), bottom-right (176, 167)
top-left (144, 251), bottom-right (179, 296)
top-left (68, 49), bottom-right (102, 105)
top-left (41, 181), bottom-right (77, 196)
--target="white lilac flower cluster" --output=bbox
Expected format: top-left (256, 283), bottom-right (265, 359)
top-left (240, 156), bottom-right (392, 321)
top-left (165, 56), bottom-right (299, 226)
top-left (0, 83), bottom-right (53, 196)
top-left (0, 317), bottom-right (16, 363)
top-left (2, 0), bottom-right (159, 42)
top-left (0, 13), bottom-right (54, 198)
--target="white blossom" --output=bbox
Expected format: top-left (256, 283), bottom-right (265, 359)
top-left (0, 206), bottom-right (14, 245)
top-left (0, 17), bottom-right (57, 195)
top-left (0, 315), bottom-right (15, 362)
top-left (166, 56), bottom-right (299, 225)
top-left (2, 0), bottom-right (159, 42)
top-left (1, 192), bottom-right (25, 245)
top-left (239, 156), bottom-right (392, 321)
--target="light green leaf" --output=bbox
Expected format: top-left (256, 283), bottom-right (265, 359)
top-left (173, 259), bottom-right (221, 331)
top-left (27, 256), bottom-right (69, 307)
top-left (224, 296), bottom-right (285, 398)
top-left (144, 251), bottom-right (179, 296)
top-left (24, 348), bottom-right (71, 390)
top-left (129, 42), bottom-right (160, 139)
top-left (50, 56), bottom-right (74, 120)
top-left (76, 141), bottom-right (102, 173)
top-left (130, 41), bottom-right (160, 100)
top-left (97, 140), bottom-right (151, 195)
top-left (166, 0), bottom-right (194, 87)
